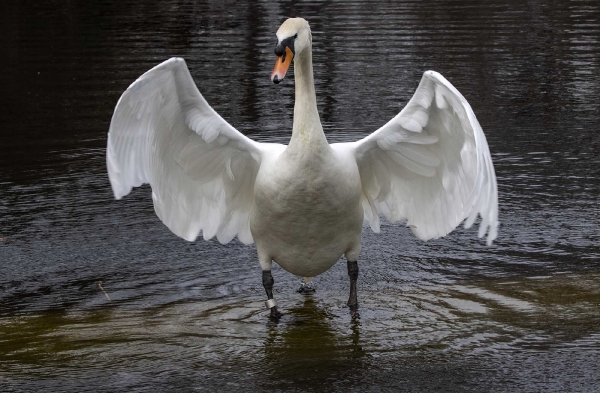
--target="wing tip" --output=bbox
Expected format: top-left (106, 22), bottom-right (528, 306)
top-left (167, 57), bottom-right (186, 64)
top-left (144, 57), bottom-right (187, 76)
top-left (423, 70), bottom-right (442, 80)
top-left (111, 186), bottom-right (129, 201)
top-left (484, 221), bottom-right (499, 246)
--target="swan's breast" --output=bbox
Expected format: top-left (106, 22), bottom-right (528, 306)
top-left (250, 147), bottom-right (363, 276)
top-left (253, 147), bottom-right (361, 222)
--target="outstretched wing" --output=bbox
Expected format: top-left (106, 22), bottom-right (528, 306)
top-left (341, 71), bottom-right (498, 245)
top-left (107, 57), bottom-right (264, 244)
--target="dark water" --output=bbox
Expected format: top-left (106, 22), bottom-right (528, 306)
top-left (1, 0), bottom-right (599, 391)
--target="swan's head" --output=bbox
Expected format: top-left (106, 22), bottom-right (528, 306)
top-left (271, 18), bottom-right (311, 84)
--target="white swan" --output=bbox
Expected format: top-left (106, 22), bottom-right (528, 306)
top-left (107, 18), bottom-right (498, 318)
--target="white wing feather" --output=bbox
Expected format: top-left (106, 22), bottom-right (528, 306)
top-left (106, 57), bottom-right (265, 244)
top-left (343, 71), bottom-right (499, 245)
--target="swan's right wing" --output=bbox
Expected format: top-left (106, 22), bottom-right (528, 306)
top-left (107, 57), bottom-right (265, 244)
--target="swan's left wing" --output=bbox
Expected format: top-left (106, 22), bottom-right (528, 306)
top-left (339, 71), bottom-right (498, 245)
top-left (107, 58), bottom-right (265, 244)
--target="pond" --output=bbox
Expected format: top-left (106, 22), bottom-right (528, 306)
top-left (1, 0), bottom-right (599, 391)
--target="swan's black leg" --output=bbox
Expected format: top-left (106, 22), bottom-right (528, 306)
top-left (347, 260), bottom-right (359, 318)
top-left (262, 270), bottom-right (282, 320)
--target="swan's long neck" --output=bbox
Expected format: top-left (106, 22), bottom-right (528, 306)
top-left (288, 36), bottom-right (328, 151)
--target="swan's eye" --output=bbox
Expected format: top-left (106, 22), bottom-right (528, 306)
top-left (294, 33), bottom-right (298, 39)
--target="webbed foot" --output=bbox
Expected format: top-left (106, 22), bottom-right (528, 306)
top-left (297, 281), bottom-right (316, 293)
top-left (348, 304), bottom-right (360, 319)
top-left (269, 306), bottom-right (283, 320)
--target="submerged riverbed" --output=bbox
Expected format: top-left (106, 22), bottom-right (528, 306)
top-left (1, 0), bottom-right (599, 391)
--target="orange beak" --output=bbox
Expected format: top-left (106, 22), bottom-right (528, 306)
top-left (271, 47), bottom-right (294, 84)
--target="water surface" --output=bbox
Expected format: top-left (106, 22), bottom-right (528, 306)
top-left (1, 0), bottom-right (599, 391)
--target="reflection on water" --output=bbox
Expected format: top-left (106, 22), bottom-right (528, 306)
top-left (263, 297), bottom-right (367, 389)
top-left (1, 0), bottom-right (599, 391)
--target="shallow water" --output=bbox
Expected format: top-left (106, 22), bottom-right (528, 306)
top-left (1, 0), bottom-right (599, 391)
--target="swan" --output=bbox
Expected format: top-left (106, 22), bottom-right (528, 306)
top-left (107, 18), bottom-right (498, 319)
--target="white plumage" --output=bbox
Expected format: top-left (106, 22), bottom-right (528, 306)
top-left (346, 70), bottom-right (498, 245)
top-left (107, 57), bottom-right (262, 245)
top-left (107, 18), bottom-right (498, 287)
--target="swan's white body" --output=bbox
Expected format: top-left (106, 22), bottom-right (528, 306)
top-left (107, 18), bottom-right (498, 282)
top-left (252, 142), bottom-right (363, 277)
